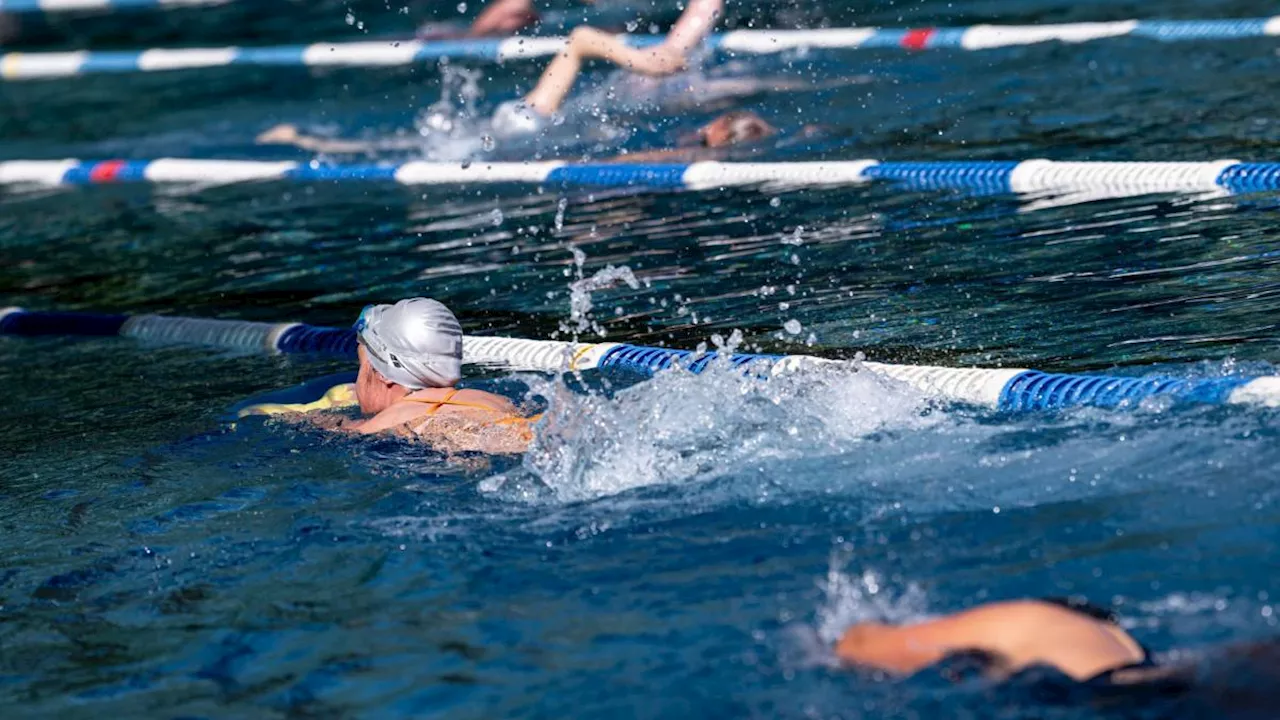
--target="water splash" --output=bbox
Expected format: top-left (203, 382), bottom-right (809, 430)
top-left (781, 551), bottom-right (930, 670)
top-left (512, 358), bottom-right (933, 504)
top-left (561, 246), bottom-right (640, 338)
top-left (412, 65), bottom-right (487, 161)
top-left (814, 552), bottom-right (930, 645)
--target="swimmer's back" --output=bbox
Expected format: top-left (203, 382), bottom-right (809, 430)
top-left (401, 387), bottom-right (521, 418)
top-left (401, 387), bottom-right (538, 453)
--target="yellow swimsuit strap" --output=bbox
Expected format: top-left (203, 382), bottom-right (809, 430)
top-left (402, 391), bottom-right (541, 434)
top-left (402, 389), bottom-right (516, 415)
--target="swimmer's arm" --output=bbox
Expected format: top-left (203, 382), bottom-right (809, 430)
top-left (834, 620), bottom-right (959, 674)
top-left (468, 0), bottom-right (538, 37)
top-left (524, 27), bottom-right (687, 114)
top-left (256, 124), bottom-right (424, 155)
top-left (836, 602), bottom-right (1146, 681)
top-left (570, 26), bottom-right (689, 74)
top-left (524, 0), bottom-right (722, 114)
top-left (663, 0), bottom-right (723, 55)
top-left (835, 603), bottom-right (1042, 673)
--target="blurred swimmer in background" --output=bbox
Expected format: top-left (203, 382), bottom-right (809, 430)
top-left (415, 0), bottom-right (683, 40)
top-left (256, 109), bottom-right (778, 159)
top-left (490, 0), bottom-right (724, 134)
top-left (413, 0), bottom-right (541, 39)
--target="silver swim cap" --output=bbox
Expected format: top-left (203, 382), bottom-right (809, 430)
top-left (354, 298), bottom-right (463, 389)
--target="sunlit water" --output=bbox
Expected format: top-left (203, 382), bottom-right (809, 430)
top-left (4, 0), bottom-right (1280, 717)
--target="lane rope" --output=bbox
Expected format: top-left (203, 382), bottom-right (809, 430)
top-left (2, 158), bottom-right (1274, 195)
top-left (0, 0), bottom-right (228, 13)
top-left (2, 17), bottom-right (1278, 79)
top-left (2, 307), bottom-right (1276, 412)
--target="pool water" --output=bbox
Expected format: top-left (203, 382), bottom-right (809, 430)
top-left (3, 0), bottom-right (1280, 717)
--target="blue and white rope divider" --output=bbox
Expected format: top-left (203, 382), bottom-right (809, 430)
top-left (5, 158), bottom-right (1280, 195)
top-left (3, 17), bottom-right (1279, 79)
top-left (0, 0), bottom-right (226, 13)
top-left (3, 307), bottom-right (1278, 411)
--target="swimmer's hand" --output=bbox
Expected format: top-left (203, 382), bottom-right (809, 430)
top-left (256, 123), bottom-right (302, 146)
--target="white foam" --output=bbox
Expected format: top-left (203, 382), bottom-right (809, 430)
top-left (814, 559), bottom-right (929, 645)
top-left (515, 358), bottom-right (934, 503)
top-left (1228, 376), bottom-right (1280, 407)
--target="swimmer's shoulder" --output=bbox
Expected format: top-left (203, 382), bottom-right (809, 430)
top-left (405, 387), bottom-right (521, 416)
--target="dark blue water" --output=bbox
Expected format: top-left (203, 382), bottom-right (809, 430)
top-left (3, 1), bottom-right (1280, 717)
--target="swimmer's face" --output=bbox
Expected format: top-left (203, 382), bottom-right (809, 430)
top-left (699, 113), bottom-right (777, 148)
top-left (355, 345), bottom-right (394, 414)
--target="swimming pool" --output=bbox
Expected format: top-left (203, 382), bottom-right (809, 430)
top-left (3, 0), bottom-right (1280, 717)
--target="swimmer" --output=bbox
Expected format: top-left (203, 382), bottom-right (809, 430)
top-left (464, 0), bottom-right (541, 37)
top-left (315, 298), bottom-right (536, 453)
top-left (255, 110), bottom-right (775, 159)
top-left (254, 124), bottom-right (426, 155)
top-left (417, 0), bottom-right (668, 40)
top-left (835, 596), bottom-right (1280, 715)
top-left (606, 110), bottom-right (775, 162)
top-left (835, 598), bottom-right (1161, 684)
top-left (491, 0), bottom-right (723, 134)
top-left (412, 0), bottom-right (540, 39)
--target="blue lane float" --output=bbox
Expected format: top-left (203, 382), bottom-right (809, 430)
top-left (0, 0), bottom-right (228, 13)
top-left (3, 307), bottom-right (1277, 412)
top-left (0, 158), bottom-right (1267, 197)
top-left (2, 16), bottom-right (1279, 79)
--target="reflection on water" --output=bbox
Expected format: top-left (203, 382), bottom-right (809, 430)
top-left (4, 0), bottom-right (1280, 716)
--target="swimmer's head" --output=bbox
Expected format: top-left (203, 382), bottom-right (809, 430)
top-left (696, 111), bottom-right (777, 148)
top-left (354, 298), bottom-right (463, 412)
